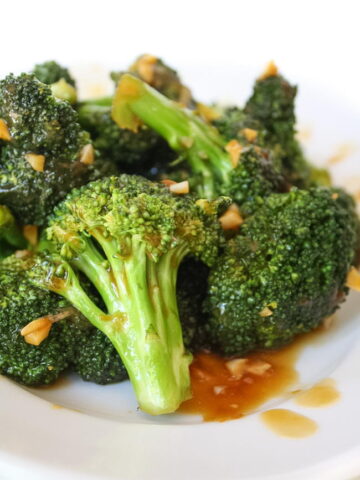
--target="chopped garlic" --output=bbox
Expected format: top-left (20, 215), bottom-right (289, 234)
top-left (346, 266), bottom-right (360, 291)
top-left (225, 139), bottom-right (242, 167)
top-left (169, 180), bottom-right (189, 194)
top-left (245, 360), bottom-right (271, 376)
top-left (219, 206), bottom-right (243, 231)
top-left (195, 103), bottom-right (221, 122)
top-left (259, 61), bottom-right (278, 80)
top-left (23, 225), bottom-right (38, 246)
top-left (21, 317), bottom-right (52, 346)
top-left (241, 128), bottom-right (258, 142)
top-left (0, 119), bottom-right (11, 141)
top-left (134, 54), bottom-right (158, 83)
top-left (80, 144), bottom-right (94, 165)
top-left (25, 153), bottom-right (45, 172)
top-left (225, 358), bottom-right (248, 379)
top-left (259, 306), bottom-right (273, 317)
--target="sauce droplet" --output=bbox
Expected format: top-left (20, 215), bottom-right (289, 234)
top-left (294, 378), bottom-right (340, 408)
top-left (261, 409), bottom-right (318, 438)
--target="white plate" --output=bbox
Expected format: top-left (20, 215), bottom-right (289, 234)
top-left (1, 66), bottom-right (360, 480)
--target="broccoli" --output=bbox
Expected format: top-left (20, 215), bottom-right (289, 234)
top-left (28, 174), bottom-right (228, 414)
top-left (203, 187), bottom-right (359, 356)
top-left (77, 97), bottom-right (161, 171)
top-left (0, 205), bottom-right (27, 258)
top-left (244, 69), bottom-right (314, 187)
top-left (0, 254), bottom-right (89, 385)
top-left (0, 73), bottom-right (97, 225)
top-left (74, 328), bottom-right (128, 384)
top-left (32, 61), bottom-right (76, 87)
top-left (112, 74), bottom-right (285, 214)
top-left (32, 60), bottom-right (77, 104)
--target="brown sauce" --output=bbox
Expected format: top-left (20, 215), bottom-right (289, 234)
top-left (294, 378), bottom-right (340, 408)
top-left (180, 326), bottom-right (330, 422)
top-left (260, 409), bottom-right (318, 438)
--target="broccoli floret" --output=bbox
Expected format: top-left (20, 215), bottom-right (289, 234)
top-left (0, 254), bottom-right (88, 385)
top-left (32, 61), bottom-right (77, 104)
top-left (28, 174), bottom-right (229, 414)
top-left (0, 205), bottom-right (27, 258)
top-left (0, 73), bottom-right (96, 225)
top-left (32, 61), bottom-right (75, 87)
top-left (112, 74), bottom-right (285, 214)
top-left (74, 328), bottom-right (128, 384)
top-left (244, 70), bottom-right (316, 187)
top-left (77, 98), bottom-right (160, 171)
top-left (203, 187), bottom-right (359, 356)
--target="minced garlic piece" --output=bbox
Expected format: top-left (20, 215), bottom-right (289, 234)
top-left (225, 358), bottom-right (248, 379)
top-left (259, 61), bottom-right (278, 80)
top-left (0, 119), bottom-right (11, 141)
top-left (133, 54), bottom-right (158, 84)
top-left (245, 360), bottom-right (271, 376)
top-left (219, 205), bottom-right (243, 230)
top-left (225, 139), bottom-right (242, 167)
top-left (23, 225), bottom-right (38, 246)
top-left (169, 180), bottom-right (189, 194)
top-left (21, 317), bottom-right (52, 346)
top-left (25, 153), bottom-right (45, 172)
top-left (241, 128), bottom-right (258, 142)
top-left (346, 266), bottom-right (360, 291)
top-left (259, 306), bottom-right (273, 317)
top-left (80, 144), bottom-right (94, 165)
top-left (195, 103), bottom-right (221, 122)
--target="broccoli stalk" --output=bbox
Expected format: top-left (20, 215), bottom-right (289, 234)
top-left (112, 74), bottom-right (232, 199)
top-left (30, 175), bottom-right (227, 415)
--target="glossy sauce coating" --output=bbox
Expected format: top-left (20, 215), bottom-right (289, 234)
top-left (180, 326), bottom-right (328, 422)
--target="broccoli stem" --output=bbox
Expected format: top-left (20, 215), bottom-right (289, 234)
top-left (112, 74), bottom-right (232, 198)
top-left (50, 235), bottom-right (192, 415)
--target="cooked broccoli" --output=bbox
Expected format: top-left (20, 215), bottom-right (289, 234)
top-left (0, 254), bottom-right (89, 385)
top-left (28, 174), bottom-right (228, 414)
top-left (0, 73), bottom-right (96, 225)
top-left (74, 328), bottom-right (128, 384)
top-left (0, 205), bottom-right (27, 258)
top-left (77, 97), bottom-right (160, 171)
top-left (32, 61), bottom-right (77, 104)
top-left (244, 70), bottom-right (314, 187)
top-left (32, 61), bottom-right (75, 87)
top-left (112, 74), bottom-right (285, 214)
top-left (203, 187), bottom-right (359, 356)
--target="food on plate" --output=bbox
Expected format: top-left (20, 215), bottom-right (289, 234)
top-left (0, 56), bottom-right (358, 417)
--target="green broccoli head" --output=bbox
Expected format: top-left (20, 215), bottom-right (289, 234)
top-left (224, 146), bottom-right (287, 216)
top-left (0, 254), bottom-right (88, 385)
top-left (29, 174), bottom-right (229, 415)
top-left (32, 61), bottom-right (77, 104)
top-left (244, 70), bottom-right (318, 188)
top-left (74, 328), bottom-right (128, 385)
top-left (0, 73), bottom-right (95, 225)
top-left (32, 61), bottom-right (76, 87)
top-left (203, 187), bottom-right (359, 356)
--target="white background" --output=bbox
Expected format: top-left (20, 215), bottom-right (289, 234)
top-left (1, 0), bottom-right (360, 108)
